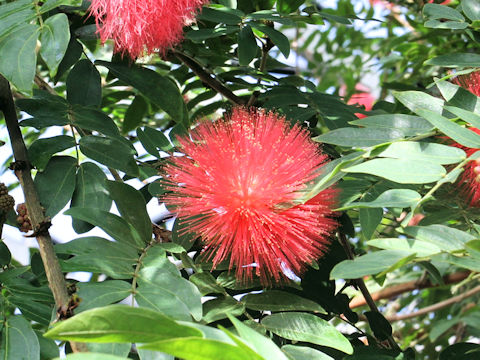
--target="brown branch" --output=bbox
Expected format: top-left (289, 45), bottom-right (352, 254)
top-left (173, 51), bottom-right (246, 106)
top-left (350, 271), bottom-right (471, 309)
top-left (337, 232), bottom-right (401, 352)
top-left (0, 75), bottom-right (86, 352)
top-left (386, 285), bottom-right (480, 322)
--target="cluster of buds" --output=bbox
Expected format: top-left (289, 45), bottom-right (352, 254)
top-left (16, 203), bottom-right (32, 233)
top-left (0, 183), bottom-right (14, 214)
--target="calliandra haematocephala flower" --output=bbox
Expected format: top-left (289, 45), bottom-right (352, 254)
top-left (162, 108), bottom-right (339, 285)
top-left (89, 0), bottom-right (209, 59)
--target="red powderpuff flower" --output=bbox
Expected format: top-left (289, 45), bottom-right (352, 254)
top-left (163, 108), bottom-right (338, 285)
top-left (89, 0), bottom-right (208, 59)
top-left (452, 70), bottom-right (480, 96)
top-left (448, 128), bottom-right (480, 207)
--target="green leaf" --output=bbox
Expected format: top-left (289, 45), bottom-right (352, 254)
top-left (439, 343), bottom-right (480, 360)
top-left (76, 280), bottom-right (131, 313)
top-left (106, 181), bottom-right (152, 245)
top-left (314, 128), bottom-right (406, 147)
top-left (343, 158), bottom-right (446, 184)
top-left (54, 354), bottom-right (130, 360)
top-left (135, 247), bottom-right (203, 321)
top-left (403, 224), bottom-right (475, 252)
top-left (261, 312), bottom-right (353, 354)
top-left (444, 106), bottom-right (480, 128)
top-left (67, 59), bottom-right (102, 107)
top-left (394, 90), bottom-right (444, 114)
top-left (0, 24), bottom-right (39, 93)
top-left (87, 343), bottom-right (131, 357)
top-left (277, 0), bottom-right (304, 13)
top-left (339, 189), bottom-right (422, 210)
top-left (137, 127), bottom-right (172, 157)
top-left (185, 26), bottom-right (238, 42)
top-left (198, 6), bottom-right (242, 24)
top-left (251, 22), bottom-right (290, 58)
top-left (0, 0), bottom-right (36, 39)
top-left (123, 95), bottom-right (148, 134)
top-left (55, 38), bottom-right (83, 83)
top-left (238, 25), bottom-right (258, 66)
top-left (282, 345), bottom-right (333, 360)
top-left (28, 135), bottom-right (76, 170)
top-left (349, 114), bottom-right (434, 136)
top-left (364, 311), bottom-right (392, 341)
top-left (39, 13), bottom-right (70, 77)
top-left (423, 4), bottom-right (465, 21)
top-left (64, 208), bottom-right (143, 247)
top-left (70, 106), bottom-right (120, 137)
top-left (44, 305), bottom-right (202, 342)
top-left (367, 238), bottom-right (442, 257)
top-left (378, 141), bottom-right (466, 165)
top-left (35, 330), bottom-right (59, 359)
top-left (243, 290), bottom-right (326, 313)
top-left (139, 338), bottom-right (258, 360)
top-left (96, 61), bottom-right (187, 124)
top-left (0, 316), bottom-right (40, 360)
top-left (463, 0), bottom-right (480, 21)
top-left (425, 53), bottom-right (480, 67)
top-left (79, 135), bottom-right (139, 176)
top-left (437, 79), bottom-right (480, 113)
top-left (330, 250), bottom-right (414, 279)
top-left (416, 108), bottom-right (480, 148)
top-left (172, 217), bottom-right (197, 251)
top-left (189, 272), bottom-right (225, 296)
top-left (8, 295), bottom-right (52, 326)
top-left (203, 297), bottom-right (245, 323)
top-left (228, 315), bottom-right (289, 360)
top-left (34, 156), bottom-right (77, 217)
top-left (0, 242), bottom-right (11, 265)
top-left (70, 162), bottom-right (112, 234)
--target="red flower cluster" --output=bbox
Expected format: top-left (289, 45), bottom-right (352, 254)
top-left (163, 108), bottom-right (338, 285)
top-left (453, 71), bottom-right (480, 97)
top-left (89, 0), bottom-right (208, 59)
top-left (346, 84), bottom-right (375, 119)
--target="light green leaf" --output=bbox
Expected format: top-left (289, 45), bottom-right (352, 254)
top-left (76, 280), bottom-right (131, 313)
top-left (425, 53), bottom-right (480, 67)
top-left (403, 224), bottom-right (476, 252)
top-left (0, 316), bottom-right (40, 360)
top-left (444, 106), bottom-right (480, 128)
top-left (463, 0), bottom-right (480, 21)
top-left (423, 3), bottom-right (465, 21)
top-left (330, 250), bottom-right (414, 279)
top-left (44, 305), bottom-right (202, 343)
top-left (394, 90), bottom-right (444, 114)
top-left (367, 238), bottom-right (442, 257)
top-left (339, 189), bottom-right (422, 210)
top-left (282, 345), bottom-right (333, 360)
top-left (343, 158), bottom-right (446, 184)
top-left (261, 312), bottom-right (353, 354)
top-left (39, 13), bottom-right (70, 76)
top-left (54, 354), bottom-right (130, 360)
top-left (378, 141), bottom-right (466, 165)
top-left (349, 114), bottom-right (434, 136)
top-left (313, 128), bottom-right (406, 147)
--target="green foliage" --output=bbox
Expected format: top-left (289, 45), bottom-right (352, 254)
top-left (2, 0), bottom-right (480, 359)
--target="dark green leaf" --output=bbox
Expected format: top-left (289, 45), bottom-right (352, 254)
top-left (34, 156), bottom-right (77, 217)
top-left (106, 181), bottom-right (152, 245)
top-left (238, 25), bottom-right (258, 66)
top-left (79, 135), bottom-right (139, 176)
top-left (251, 22), bottom-right (290, 58)
top-left (439, 343), bottom-right (480, 360)
top-left (243, 290), bottom-right (326, 313)
top-left (0, 241), bottom-right (11, 265)
top-left (203, 297), bottom-right (244, 323)
top-left (67, 59), bottom-right (102, 107)
top-left (261, 312), bottom-right (353, 354)
top-left (8, 295), bottom-right (52, 325)
top-left (70, 106), bottom-right (120, 137)
top-left (64, 208), bottom-right (143, 247)
top-left (28, 135), bottom-right (76, 170)
top-left (189, 272), bottom-right (225, 296)
top-left (96, 61), bottom-right (187, 124)
top-left (364, 311), bottom-right (392, 341)
top-left (198, 6), bottom-right (242, 24)
top-left (44, 305), bottom-right (202, 342)
top-left (0, 24), bottom-right (39, 93)
top-left (172, 217), bottom-right (197, 251)
top-left (0, 316), bottom-right (40, 360)
top-left (70, 162), bottom-right (112, 234)
top-left (55, 38), bottom-right (83, 82)
top-left (137, 127), bottom-right (172, 157)
top-left (123, 95), bottom-right (148, 133)
top-left (39, 13), bottom-right (70, 77)
top-left (76, 280), bottom-right (131, 313)
top-left (277, 0), bottom-right (304, 13)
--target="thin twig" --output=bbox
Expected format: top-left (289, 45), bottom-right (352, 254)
top-left (246, 37), bottom-right (274, 107)
top-left (173, 51), bottom-right (246, 106)
top-left (338, 232), bottom-right (401, 352)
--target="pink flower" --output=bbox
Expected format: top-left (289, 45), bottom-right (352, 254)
top-left (89, 0), bottom-right (208, 59)
top-left (449, 127), bottom-right (480, 207)
top-left (452, 70), bottom-right (480, 97)
top-left (163, 108), bottom-right (338, 285)
top-left (345, 84), bottom-right (375, 119)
